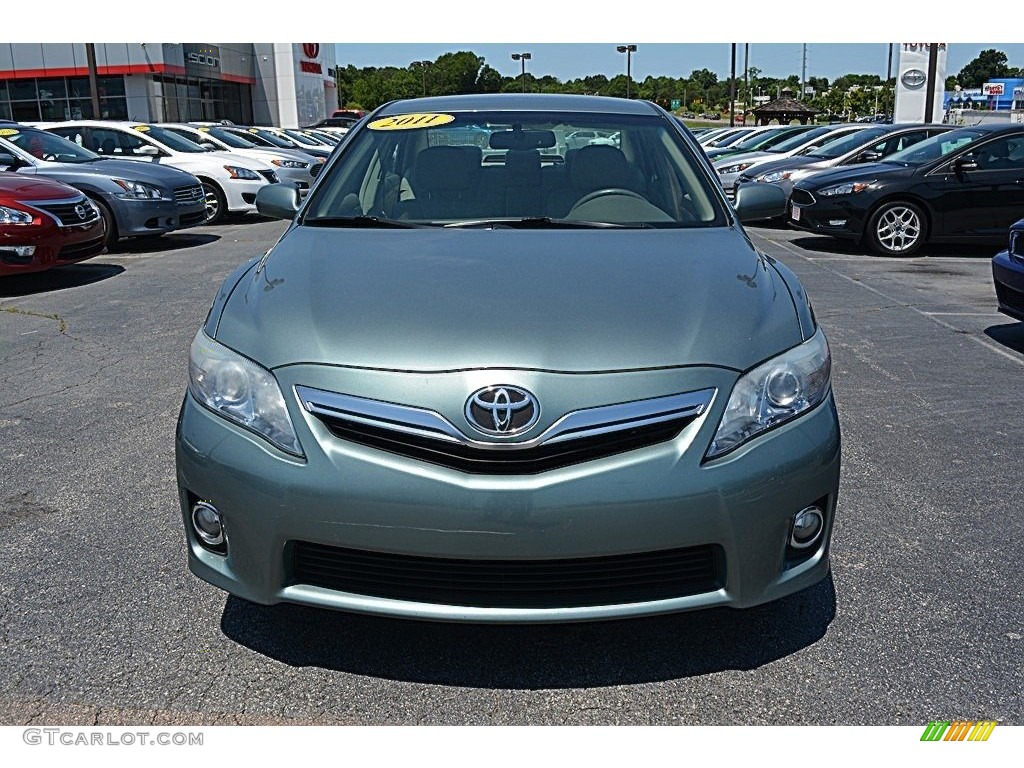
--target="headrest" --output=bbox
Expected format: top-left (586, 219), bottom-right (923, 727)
top-left (413, 146), bottom-right (482, 191)
top-left (570, 145), bottom-right (629, 190)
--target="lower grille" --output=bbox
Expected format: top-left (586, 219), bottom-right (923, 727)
top-left (57, 236), bottom-right (105, 260)
top-left (179, 210), bottom-right (208, 227)
top-left (174, 185), bottom-right (204, 205)
top-left (791, 188), bottom-right (815, 206)
top-left (291, 541), bottom-right (724, 608)
top-left (995, 280), bottom-right (1024, 316)
top-left (258, 170), bottom-right (279, 184)
top-left (309, 162), bottom-right (323, 178)
top-left (28, 198), bottom-right (100, 227)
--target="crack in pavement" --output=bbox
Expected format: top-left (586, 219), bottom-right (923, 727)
top-left (0, 306), bottom-right (68, 334)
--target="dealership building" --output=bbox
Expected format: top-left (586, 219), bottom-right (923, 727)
top-left (0, 43), bottom-right (338, 127)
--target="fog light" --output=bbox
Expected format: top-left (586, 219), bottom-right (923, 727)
top-left (191, 501), bottom-right (224, 547)
top-left (790, 506), bottom-right (824, 550)
top-left (828, 219), bottom-right (847, 227)
top-left (0, 246), bottom-right (36, 257)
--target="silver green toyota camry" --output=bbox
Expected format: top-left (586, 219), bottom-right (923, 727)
top-left (175, 94), bottom-right (840, 623)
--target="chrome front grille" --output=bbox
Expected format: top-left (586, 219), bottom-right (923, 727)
top-left (296, 386), bottom-right (715, 475)
top-left (174, 185), bottom-right (204, 205)
top-left (25, 197), bottom-right (100, 227)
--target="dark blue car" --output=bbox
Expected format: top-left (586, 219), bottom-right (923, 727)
top-left (993, 218), bottom-right (1024, 321)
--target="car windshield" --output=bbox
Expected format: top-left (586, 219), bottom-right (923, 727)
top-left (0, 126), bottom-right (99, 163)
top-left (252, 130), bottom-right (297, 148)
top-left (134, 125), bottom-right (208, 153)
top-left (204, 127), bottom-right (257, 148)
top-left (765, 126), bottom-right (837, 153)
top-left (303, 110), bottom-right (727, 228)
top-left (284, 129), bottom-right (323, 145)
top-left (883, 129), bottom-right (985, 166)
top-left (801, 126), bottom-right (891, 159)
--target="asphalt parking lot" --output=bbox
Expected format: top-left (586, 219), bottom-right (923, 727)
top-left (1, 217), bottom-right (1021, 726)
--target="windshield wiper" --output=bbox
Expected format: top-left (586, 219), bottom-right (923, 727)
top-left (444, 217), bottom-right (651, 229)
top-left (304, 215), bottom-right (428, 229)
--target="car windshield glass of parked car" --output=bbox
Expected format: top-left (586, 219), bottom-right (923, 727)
top-left (0, 126), bottom-right (99, 163)
top-left (799, 126), bottom-right (891, 159)
top-left (882, 130), bottom-right (983, 166)
top-left (764, 126), bottom-right (836, 154)
top-left (133, 126), bottom-right (208, 153)
top-left (304, 110), bottom-right (726, 228)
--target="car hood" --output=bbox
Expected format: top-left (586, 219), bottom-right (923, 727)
top-left (213, 226), bottom-right (803, 373)
top-left (0, 173), bottom-right (83, 200)
top-left (797, 161), bottom-right (916, 189)
top-left (742, 155), bottom-right (829, 178)
top-left (43, 158), bottom-right (200, 186)
top-left (713, 151), bottom-right (775, 169)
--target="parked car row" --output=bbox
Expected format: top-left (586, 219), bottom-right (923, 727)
top-left (0, 117), bottom-right (340, 275)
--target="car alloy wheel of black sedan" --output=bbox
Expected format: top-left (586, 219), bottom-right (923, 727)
top-left (868, 201), bottom-right (927, 256)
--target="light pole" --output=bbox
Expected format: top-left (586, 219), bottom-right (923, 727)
top-left (511, 52), bottom-right (531, 93)
top-left (413, 60), bottom-right (430, 97)
top-left (616, 44), bottom-right (637, 98)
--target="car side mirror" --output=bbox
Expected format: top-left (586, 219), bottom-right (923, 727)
top-left (255, 183), bottom-right (301, 220)
top-left (856, 150), bottom-right (882, 163)
top-left (136, 145), bottom-right (162, 157)
top-left (199, 142), bottom-right (218, 151)
top-left (953, 154), bottom-right (978, 174)
top-left (0, 151), bottom-right (20, 169)
top-left (733, 183), bottom-right (788, 223)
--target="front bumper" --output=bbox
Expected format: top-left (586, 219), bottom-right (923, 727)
top-left (992, 249), bottom-right (1024, 321)
top-left (108, 195), bottom-right (207, 237)
top-left (222, 178), bottom-right (270, 213)
top-left (788, 192), bottom-right (869, 241)
top-left (176, 366), bottom-right (841, 623)
top-left (0, 220), bottom-right (105, 276)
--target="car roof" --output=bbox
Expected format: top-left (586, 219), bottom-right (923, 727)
top-left (373, 93), bottom-right (663, 117)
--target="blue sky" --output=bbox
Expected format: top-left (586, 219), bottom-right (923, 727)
top-left (334, 43), bottom-right (1024, 83)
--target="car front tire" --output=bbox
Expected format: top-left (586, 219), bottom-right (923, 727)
top-left (866, 200), bottom-right (927, 257)
top-left (200, 180), bottom-right (226, 225)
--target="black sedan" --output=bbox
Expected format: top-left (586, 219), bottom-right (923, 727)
top-left (993, 218), bottom-right (1024, 321)
top-left (789, 124), bottom-right (1024, 256)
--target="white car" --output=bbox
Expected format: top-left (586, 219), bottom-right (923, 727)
top-left (160, 123), bottom-right (323, 194)
top-left (43, 121), bottom-right (277, 223)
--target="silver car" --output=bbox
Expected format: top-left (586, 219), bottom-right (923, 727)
top-left (176, 94), bottom-right (839, 623)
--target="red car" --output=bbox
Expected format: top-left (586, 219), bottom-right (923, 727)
top-left (1, 172), bottom-right (105, 277)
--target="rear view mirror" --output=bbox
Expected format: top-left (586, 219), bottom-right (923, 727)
top-left (489, 129), bottom-right (556, 150)
top-left (255, 183), bottom-right (301, 220)
top-left (733, 183), bottom-right (788, 223)
top-left (953, 154), bottom-right (978, 174)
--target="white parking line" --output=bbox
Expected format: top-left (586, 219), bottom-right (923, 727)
top-left (756, 234), bottom-right (1024, 368)
top-left (922, 312), bottom-right (1003, 317)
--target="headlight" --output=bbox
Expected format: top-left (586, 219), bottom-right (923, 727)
top-left (112, 178), bottom-right (163, 200)
top-left (707, 328), bottom-right (831, 459)
top-left (223, 165), bottom-right (262, 181)
top-left (757, 170), bottom-right (791, 184)
top-left (271, 159), bottom-right (308, 169)
top-left (0, 205), bottom-right (36, 225)
top-left (188, 330), bottom-right (303, 456)
top-left (818, 180), bottom-right (875, 196)
top-left (718, 162), bottom-right (754, 175)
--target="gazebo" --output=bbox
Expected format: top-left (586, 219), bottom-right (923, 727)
top-left (750, 97), bottom-right (819, 125)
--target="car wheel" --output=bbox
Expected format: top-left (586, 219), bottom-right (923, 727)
top-left (200, 181), bottom-right (226, 224)
top-left (90, 197), bottom-right (118, 250)
top-left (866, 201), bottom-right (926, 256)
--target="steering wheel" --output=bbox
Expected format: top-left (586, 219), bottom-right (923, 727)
top-left (571, 188), bottom-right (647, 208)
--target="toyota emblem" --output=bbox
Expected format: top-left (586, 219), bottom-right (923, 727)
top-left (901, 69), bottom-right (927, 89)
top-left (465, 386), bottom-right (540, 437)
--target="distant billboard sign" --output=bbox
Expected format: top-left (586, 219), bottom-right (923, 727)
top-left (982, 82), bottom-right (1005, 96)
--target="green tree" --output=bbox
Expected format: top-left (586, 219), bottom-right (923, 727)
top-left (956, 49), bottom-right (1012, 88)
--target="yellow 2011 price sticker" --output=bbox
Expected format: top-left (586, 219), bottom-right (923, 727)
top-left (367, 113), bottom-right (455, 131)
top-left (0, 128), bottom-right (20, 136)
top-left (133, 125), bottom-right (151, 132)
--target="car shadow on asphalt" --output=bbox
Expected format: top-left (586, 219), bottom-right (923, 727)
top-left (0, 263), bottom-right (125, 298)
top-left (109, 232), bottom-right (221, 254)
top-left (784, 235), bottom-right (999, 260)
top-left (984, 322), bottom-right (1024, 354)
top-left (219, 573), bottom-right (836, 688)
